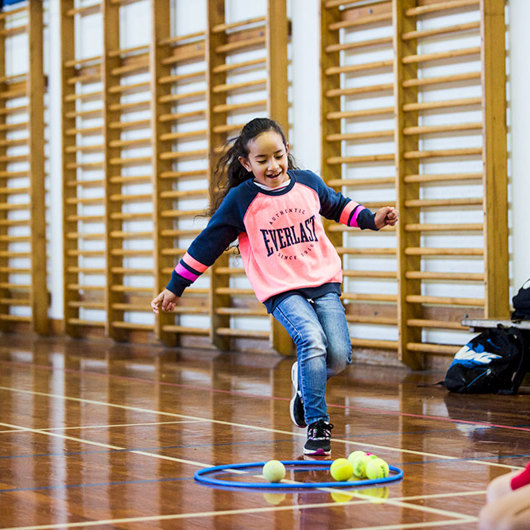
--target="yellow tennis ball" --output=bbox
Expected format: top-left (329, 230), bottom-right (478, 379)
top-left (330, 458), bottom-right (354, 481)
top-left (365, 457), bottom-right (389, 479)
top-left (347, 451), bottom-right (367, 477)
top-left (262, 460), bottom-right (286, 483)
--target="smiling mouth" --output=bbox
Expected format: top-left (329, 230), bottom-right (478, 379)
top-left (267, 172), bottom-right (282, 179)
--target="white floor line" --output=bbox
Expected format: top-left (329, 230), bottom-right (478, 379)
top-left (0, 384), bottom-right (522, 472)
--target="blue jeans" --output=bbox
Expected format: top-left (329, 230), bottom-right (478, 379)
top-left (272, 292), bottom-right (352, 425)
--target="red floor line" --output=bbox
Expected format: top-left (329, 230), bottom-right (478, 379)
top-left (2, 358), bottom-right (530, 433)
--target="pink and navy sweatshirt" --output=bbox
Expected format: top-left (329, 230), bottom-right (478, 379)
top-left (167, 169), bottom-right (378, 312)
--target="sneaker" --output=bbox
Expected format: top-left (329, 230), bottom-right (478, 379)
top-left (304, 420), bottom-right (333, 456)
top-left (290, 362), bottom-right (306, 428)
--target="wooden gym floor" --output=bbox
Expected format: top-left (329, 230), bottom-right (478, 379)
top-left (0, 335), bottom-right (529, 529)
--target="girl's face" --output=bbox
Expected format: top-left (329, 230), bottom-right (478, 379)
top-left (238, 130), bottom-right (290, 188)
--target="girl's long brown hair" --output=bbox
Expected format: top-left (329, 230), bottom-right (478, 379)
top-left (207, 117), bottom-right (297, 216)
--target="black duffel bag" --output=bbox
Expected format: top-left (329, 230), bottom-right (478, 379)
top-left (512, 279), bottom-right (530, 320)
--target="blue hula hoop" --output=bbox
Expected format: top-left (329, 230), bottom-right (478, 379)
top-left (194, 460), bottom-right (404, 489)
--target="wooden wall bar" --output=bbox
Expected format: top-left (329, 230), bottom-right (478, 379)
top-left (0, 2), bottom-right (47, 333)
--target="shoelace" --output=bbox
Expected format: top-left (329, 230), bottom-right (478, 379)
top-left (308, 421), bottom-right (334, 439)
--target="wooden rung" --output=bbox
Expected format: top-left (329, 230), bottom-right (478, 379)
top-left (337, 247), bottom-right (395, 256)
top-left (0, 25), bottom-right (28, 37)
top-left (159, 130), bottom-right (207, 142)
top-left (0, 138), bottom-right (28, 148)
top-left (65, 214), bottom-right (105, 222)
top-left (405, 197), bottom-right (482, 207)
top-left (0, 203), bottom-right (29, 211)
top-left (0, 89), bottom-right (26, 100)
top-left (213, 99), bottom-right (267, 113)
top-left (67, 4), bottom-right (100, 16)
top-left (326, 63), bottom-right (393, 77)
top-left (66, 178), bottom-right (104, 188)
top-left (403, 47), bottom-right (481, 65)
top-left (405, 247), bottom-right (483, 256)
top-left (109, 81), bottom-right (150, 94)
top-left (111, 61), bottom-right (149, 76)
top-left (159, 110), bottom-right (206, 122)
top-left (65, 232), bottom-right (104, 240)
top-left (215, 288), bottom-right (255, 297)
top-left (402, 21), bottom-right (480, 41)
top-left (216, 327), bottom-right (269, 339)
top-left (0, 267), bottom-right (29, 273)
top-left (160, 149), bottom-right (208, 160)
top-left (0, 122), bottom-right (28, 131)
top-left (215, 308), bottom-right (268, 317)
top-left (161, 325), bottom-right (209, 335)
top-left (212, 123), bottom-right (245, 134)
top-left (0, 298), bottom-right (30, 306)
top-left (404, 148), bottom-right (482, 159)
top-left (158, 71), bottom-right (206, 85)
top-left (159, 30), bottom-right (205, 46)
top-left (160, 228), bottom-right (202, 237)
top-left (112, 321), bottom-right (154, 331)
top-left (0, 6), bottom-right (27, 19)
top-left (0, 236), bottom-right (29, 244)
top-left (65, 196), bottom-right (103, 206)
top-left (342, 293), bottom-right (398, 303)
top-left (109, 230), bottom-right (153, 239)
top-left (159, 90), bottom-right (206, 104)
top-left (342, 270), bottom-right (396, 279)
top-left (0, 170), bottom-right (27, 177)
top-left (65, 90), bottom-right (103, 102)
top-left (0, 219), bottom-right (29, 227)
top-left (159, 169), bottom-right (207, 178)
top-left (109, 100), bottom-right (150, 112)
top-left (65, 144), bottom-right (104, 153)
top-left (160, 209), bottom-right (206, 218)
top-left (67, 250), bottom-right (105, 256)
top-left (327, 107), bottom-right (394, 119)
top-left (159, 248), bottom-right (192, 257)
top-left (111, 268), bottom-right (155, 275)
top-left (67, 284), bottom-right (104, 291)
top-left (111, 303), bottom-right (152, 312)
top-left (160, 189), bottom-right (208, 199)
top-left (406, 295), bottom-right (484, 306)
top-left (404, 173), bottom-right (482, 183)
top-left (0, 314), bottom-right (30, 322)
top-left (212, 79), bottom-right (266, 95)
top-left (327, 154), bottom-right (394, 165)
top-left (329, 13), bottom-right (392, 31)
top-left (64, 54), bottom-right (102, 68)
top-left (327, 177), bottom-right (395, 187)
top-left (161, 50), bottom-right (205, 66)
top-left (109, 212), bottom-right (152, 221)
top-left (0, 154), bottom-right (29, 163)
top-left (68, 301), bottom-right (105, 309)
top-left (108, 44), bottom-right (149, 58)
top-left (327, 130), bottom-right (394, 142)
top-left (403, 71), bottom-right (481, 88)
top-left (0, 105), bottom-right (28, 115)
top-left (346, 315), bottom-right (397, 326)
top-left (109, 119), bottom-right (151, 130)
top-left (403, 123), bottom-right (482, 135)
top-left (109, 156), bottom-right (151, 166)
top-left (407, 319), bottom-right (466, 330)
top-left (403, 97), bottom-right (481, 112)
top-left (109, 175), bottom-right (151, 184)
top-left (67, 319), bottom-right (105, 328)
top-left (329, 223), bottom-right (395, 233)
top-left (212, 16), bottom-right (266, 33)
top-left (325, 0), bottom-right (388, 7)
top-left (65, 126), bottom-right (103, 136)
top-left (0, 282), bottom-right (29, 289)
top-left (0, 186), bottom-right (29, 194)
top-left (67, 73), bottom-right (101, 85)
top-left (350, 338), bottom-right (399, 350)
top-left (109, 138), bottom-right (151, 148)
top-left (406, 342), bottom-right (459, 355)
top-left (405, 223), bottom-right (483, 232)
top-left (110, 249), bottom-right (153, 257)
top-left (213, 58), bottom-right (266, 74)
top-left (67, 267), bottom-right (105, 274)
top-left (405, 0), bottom-right (479, 17)
top-left (405, 271), bottom-right (484, 281)
top-left (325, 36), bottom-right (392, 53)
top-left (65, 108), bottom-right (102, 119)
top-left (215, 37), bottom-right (266, 54)
top-left (214, 267), bottom-right (245, 275)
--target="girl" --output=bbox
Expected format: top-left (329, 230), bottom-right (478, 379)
top-left (151, 117), bottom-right (398, 456)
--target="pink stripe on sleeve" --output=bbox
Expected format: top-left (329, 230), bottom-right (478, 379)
top-left (175, 263), bottom-right (199, 282)
top-left (339, 201), bottom-right (358, 225)
top-left (182, 252), bottom-right (208, 273)
top-left (349, 204), bottom-right (365, 228)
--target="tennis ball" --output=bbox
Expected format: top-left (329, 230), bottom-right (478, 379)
top-left (347, 451), bottom-right (367, 477)
top-left (330, 458), bottom-right (353, 481)
top-left (349, 452), bottom-right (378, 478)
top-left (365, 457), bottom-right (389, 479)
top-left (262, 460), bottom-right (286, 483)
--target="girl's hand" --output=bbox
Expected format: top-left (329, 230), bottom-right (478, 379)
top-left (151, 289), bottom-right (178, 314)
top-left (374, 207), bottom-right (399, 229)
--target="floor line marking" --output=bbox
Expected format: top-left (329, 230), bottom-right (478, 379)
top-left (342, 518), bottom-right (478, 530)
top-left (0, 385), bottom-right (522, 471)
top-left (0, 492), bottom-right (482, 530)
top-left (2, 359), bottom-right (529, 434)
